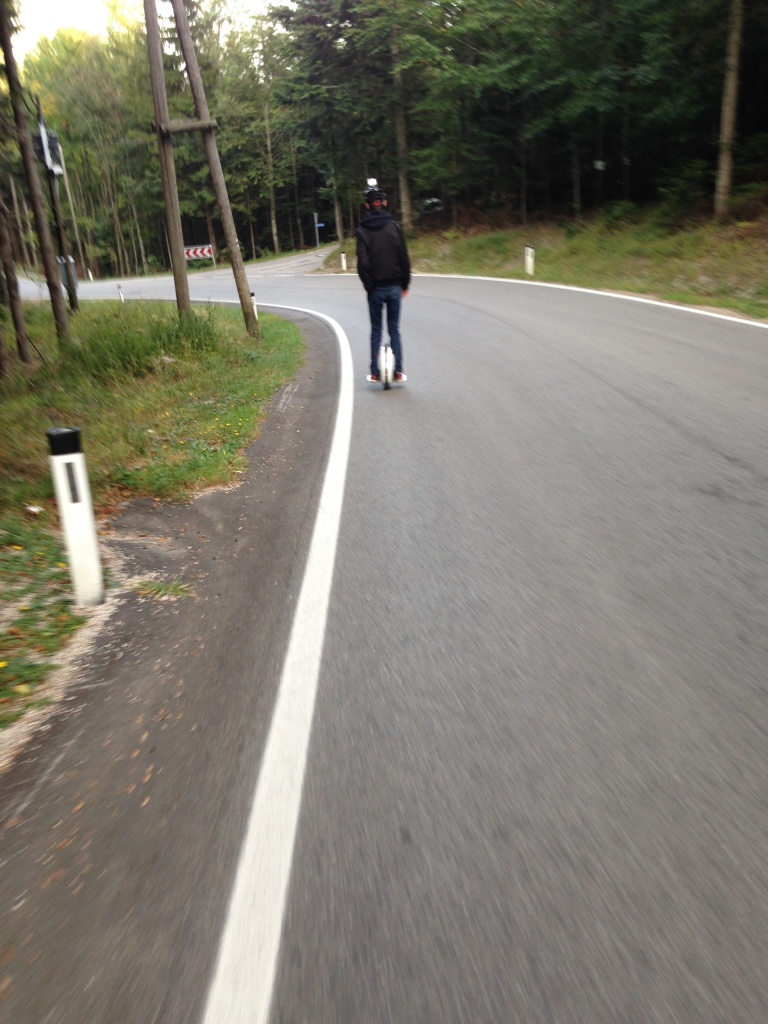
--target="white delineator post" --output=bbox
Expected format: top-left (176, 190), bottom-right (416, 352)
top-left (341, 252), bottom-right (347, 271)
top-left (525, 245), bottom-right (535, 275)
top-left (47, 428), bottom-right (104, 607)
top-left (250, 291), bottom-right (259, 321)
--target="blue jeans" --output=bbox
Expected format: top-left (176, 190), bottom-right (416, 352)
top-left (368, 285), bottom-right (403, 375)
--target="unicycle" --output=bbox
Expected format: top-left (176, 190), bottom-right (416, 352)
top-left (377, 338), bottom-right (395, 390)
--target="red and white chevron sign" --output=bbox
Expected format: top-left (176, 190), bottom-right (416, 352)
top-left (184, 245), bottom-right (214, 260)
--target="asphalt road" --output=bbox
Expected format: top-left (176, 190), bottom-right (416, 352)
top-left (3, 259), bottom-right (768, 1023)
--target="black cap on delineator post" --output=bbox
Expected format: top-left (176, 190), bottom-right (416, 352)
top-left (47, 427), bottom-right (82, 456)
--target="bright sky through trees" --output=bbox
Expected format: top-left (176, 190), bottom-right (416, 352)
top-left (14, 0), bottom-right (271, 62)
top-left (15, 0), bottom-right (113, 59)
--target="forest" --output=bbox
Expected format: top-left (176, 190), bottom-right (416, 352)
top-left (2, 0), bottom-right (767, 279)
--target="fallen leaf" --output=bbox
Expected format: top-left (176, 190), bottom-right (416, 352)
top-left (140, 796), bottom-right (150, 808)
top-left (40, 870), bottom-right (67, 889)
top-left (72, 803), bottom-right (85, 813)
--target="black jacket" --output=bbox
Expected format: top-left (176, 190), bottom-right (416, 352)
top-left (355, 210), bottom-right (411, 294)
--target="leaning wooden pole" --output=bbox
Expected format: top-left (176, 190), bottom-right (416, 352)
top-left (169, 0), bottom-right (258, 336)
top-left (0, 0), bottom-right (71, 344)
top-left (143, 0), bottom-right (191, 316)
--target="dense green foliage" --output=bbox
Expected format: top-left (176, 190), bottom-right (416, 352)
top-left (3, 0), bottom-right (767, 277)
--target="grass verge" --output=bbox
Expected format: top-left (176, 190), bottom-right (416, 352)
top-left (401, 208), bottom-right (768, 321)
top-left (0, 301), bottom-right (304, 730)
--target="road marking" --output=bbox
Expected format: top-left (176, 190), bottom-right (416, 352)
top-left (416, 274), bottom-right (768, 330)
top-left (277, 381), bottom-right (300, 413)
top-left (202, 308), bottom-right (353, 1024)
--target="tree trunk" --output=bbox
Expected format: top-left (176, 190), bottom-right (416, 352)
top-left (22, 194), bottom-right (37, 267)
top-left (391, 29), bottom-right (413, 231)
top-left (621, 107), bottom-right (631, 201)
top-left (72, 168), bottom-right (92, 274)
top-left (245, 187), bottom-right (259, 259)
top-left (571, 139), bottom-right (582, 220)
top-left (106, 171), bottom-right (130, 277)
top-left (264, 100), bottom-right (281, 254)
top-left (0, 317), bottom-right (7, 380)
top-left (0, 198), bottom-right (31, 363)
top-left (714, 0), bottom-right (744, 219)
top-left (111, 189), bottom-right (127, 278)
top-left (0, 0), bottom-right (70, 344)
top-left (291, 146), bottom-right (305, 248)
top-left (129, 193), bottom-right (149, 274)
top-left (127, 207), bottom-right (139, 275)
top-left (333, 195), bottom-right (344, 246)
top-left (519, 126), bottom-right (528, 226)
top-left (205, 203), bottom-right (219, 258)
top-left (58, 142), bottom-right (86, 275)
top-left (8, 176), bottom-right (27, 266)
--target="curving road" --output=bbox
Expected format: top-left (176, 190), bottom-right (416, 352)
top-left (3, 259), bottom-right (768, 1023)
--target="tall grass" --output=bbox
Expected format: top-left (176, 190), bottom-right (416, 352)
top-left (0, 302), bottom-right (305, 516)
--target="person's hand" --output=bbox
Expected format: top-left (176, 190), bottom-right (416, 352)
top-left (402, 289), bottom-right (409, 298)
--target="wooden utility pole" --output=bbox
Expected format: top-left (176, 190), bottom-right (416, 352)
top-left (168, 0), bottom-right (258, 336)
top-left (0, 0), bottom-right (70, 344)
top-left (143, 0), bottom-right (191, 316)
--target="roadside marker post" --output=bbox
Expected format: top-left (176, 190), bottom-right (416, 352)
top-left (250, 291), bottom-right (259, 321)
top-left (47, 428), bottom-right (104, 607)
top-left (525, 245), bottom-right (535, 275)
top-left (341, 252), bottom-right (347, 271)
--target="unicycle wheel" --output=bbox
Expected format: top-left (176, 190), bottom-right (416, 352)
top-left (378, 344), bottom-right (395, 389)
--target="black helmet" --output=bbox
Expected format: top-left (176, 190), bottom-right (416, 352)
top-left (364, 178), bottom-right (387, 204)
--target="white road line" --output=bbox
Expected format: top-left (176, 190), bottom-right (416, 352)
top-left (202, 308), bottom-right (353, 1024)
top-left (415, 274), bottom-right (768, 329)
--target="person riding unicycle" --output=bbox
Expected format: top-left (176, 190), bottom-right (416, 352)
top-left (356, 180), bottom-right (411, 383)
